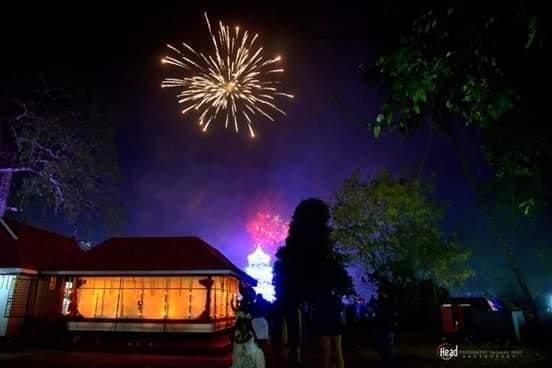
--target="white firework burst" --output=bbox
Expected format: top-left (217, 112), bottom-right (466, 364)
top-left (161, 13), bottom-right (293, 138)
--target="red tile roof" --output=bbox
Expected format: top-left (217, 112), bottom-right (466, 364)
top-left (0, 219), bottom-right (255, 284)
top-left (0, 219), bottom-right (84, 271)
top-left (73, 237), bottom-right (254, 283)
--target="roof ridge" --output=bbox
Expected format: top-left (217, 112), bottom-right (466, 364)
top-left (91, 235), bottom-right (204, 251)
top-left (103, 235), bottom-right (201, 240)
top-left (1, 220), bottom-right (256, 285)
top-left (1, 218), bottom-right (18, 240)
top-left (199, 241), bottom-right (253, 281)
top-left (3, 218), bottom-right (74, 241)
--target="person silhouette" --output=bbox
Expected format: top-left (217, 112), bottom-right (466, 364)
top-left (311, 290), bottom-right (345, 368)
top-left (374, 290), bottom-right (399, 367)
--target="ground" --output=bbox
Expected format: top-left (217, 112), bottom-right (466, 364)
top-left (1, 333), bottom-right (550, 367)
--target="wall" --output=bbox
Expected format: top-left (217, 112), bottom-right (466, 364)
top-left (0, 275), bottom-right (14, 336)
top-left (5, 275), bottom-right (37, 337)
top-left (32, 276), bottom-right (65, 334)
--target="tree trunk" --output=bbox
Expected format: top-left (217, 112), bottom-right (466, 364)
top-left (0, 171), bottom-right (13, 217)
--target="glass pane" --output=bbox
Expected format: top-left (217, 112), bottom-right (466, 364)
top-left (104, 278), bottom-right (121, 289)
top-left (141, 278), bottom-right (154, 290)
top-left (142, 288), bottom-right (166, 319)
top-left (78, 288), bottom-right (96, 318)
top-left (224, 289), bottom-right (229, 317)
top-left (190, 289), bottom-right (207, 319)
top-left (135, 277), bottom-right (143, 289)
top-left (215, 289), bottom-right (227, 318)
top-left (228, 277), bottom-right (238, 317)
top-left (93, 289), bottom-right (105, 317)
top-left (182, 277), bottom-right (193, 289)
top-left (122, 277), bottom-right (140, 289)
top-left (167, 277), bottom-right (182, 289)
top-left (191, 277), bottom-right (209, 289)
top-left (80, 277), bottom-right (99, 289)
top-left (167, 289), bottom-right (189, 319)
top-left (98, 288), bottom-right (121, 318)
top-left (210, 288), bottom-right (216, 318)
top-left (120, 288), bottom-right (142, 318)
top-left (153, 278), bottom-right (167, 289)
top-left (210, 276), bottom-right (223, 290)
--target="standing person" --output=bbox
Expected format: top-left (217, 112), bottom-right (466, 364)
top-left (374, 289), bottom-right (399, 366)
top-left (231, 312), bottom-right (265, 368)
top-left (231, 285), bottom-right (256, 315)
top-left (311, 290), bottom-right (345, 368)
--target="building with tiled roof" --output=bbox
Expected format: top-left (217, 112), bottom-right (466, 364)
top-left (0, 218), bottom-right (254, 338)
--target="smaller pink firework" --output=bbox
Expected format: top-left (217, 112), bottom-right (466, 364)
top-left (246, 211), bottom-right (289, 254)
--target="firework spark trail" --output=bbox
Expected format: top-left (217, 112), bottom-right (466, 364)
top-left (161, 13), bottom-right (293, 138)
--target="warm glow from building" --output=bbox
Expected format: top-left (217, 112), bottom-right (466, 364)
top-left (69, 276), bottom-right (238, 320)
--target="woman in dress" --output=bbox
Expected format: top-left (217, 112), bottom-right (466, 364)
top-left (231, 311), bottom-right (265, 368)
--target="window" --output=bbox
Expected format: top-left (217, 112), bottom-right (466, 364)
top-left (62, 281), bottom-right (73, 315)
top-left (72, 276), bottom-right (239, 320)
top-left (48, 276), bottom-right (57, 290)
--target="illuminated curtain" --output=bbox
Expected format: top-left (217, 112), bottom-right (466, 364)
top-left (120, 278), bottom-right (142, 318)
top-left (99, 278), bottom-right (121, 318)
top-left (190, 289), bottom-right (207, 319)
top-left (73, 275), bottom-right (240, 320)
top-left (167, 277), bottom-right (189, 319)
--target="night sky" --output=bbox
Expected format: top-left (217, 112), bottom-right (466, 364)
top-left (2, 2), bottom-right (546, 297)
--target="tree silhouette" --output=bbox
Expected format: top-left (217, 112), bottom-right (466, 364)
top-left (274, 198), bottom-right (352, 307)
top-left (363, 2), bottom-right (549, 320)
top-left (273, 198), bottom-right (351, 363)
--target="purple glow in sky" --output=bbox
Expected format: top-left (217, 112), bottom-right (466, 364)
top-left (3, 4), bottom-right (477, 271)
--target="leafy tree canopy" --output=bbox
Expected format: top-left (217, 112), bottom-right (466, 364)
top-left (365, 3), bottom-right (550, 216)
top-left (332, 171), bottom-right (473, 289)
